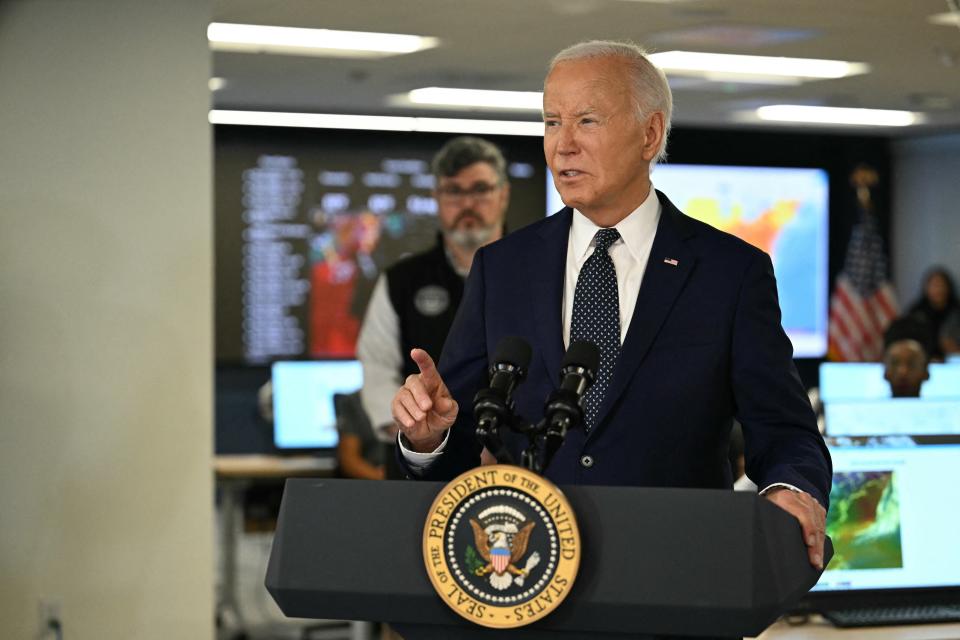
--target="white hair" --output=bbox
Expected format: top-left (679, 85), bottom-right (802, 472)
top-left (547, 40), bottom-right (673, 164)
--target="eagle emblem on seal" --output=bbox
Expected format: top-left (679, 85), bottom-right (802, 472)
top-left (468, 505), bottom-right (541, 591)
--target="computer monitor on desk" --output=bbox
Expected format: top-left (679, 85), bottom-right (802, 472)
top-left (821, 362), bottom-right (960, 437)
top-left (271, 360), bottom-right (363, 450)
top-left (820, 361), bottom-right (960, 403)
top-left (797, 436), bottom-right (960, 622)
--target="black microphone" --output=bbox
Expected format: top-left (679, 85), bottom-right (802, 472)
top-left (473, 336), bottom-right (532, 463)
top-left (541, 340), bottom-right (600, 471)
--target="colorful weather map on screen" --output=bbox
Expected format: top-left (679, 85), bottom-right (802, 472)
top-left (547, 165), bottom-right (829, 357)
top-left (652, 165), bottom-right (829, 358)
top-left (826, 470), bottom-right (903, 570)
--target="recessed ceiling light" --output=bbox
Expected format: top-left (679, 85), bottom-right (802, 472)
top-left (208, 110), bottom-right (543, 136)
top-left (406, 88), bottom-right (543, 110)
top-left (208, 77), bottom-right (227, 92)
top-left (755, 105), bottom-right (921, 127)
top-left (648, 50), bottom-right (869, 83)
top-left (206, 23), bottom-right (439, 58)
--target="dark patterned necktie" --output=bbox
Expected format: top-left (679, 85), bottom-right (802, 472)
top-left (570, 227), bottom-right (621, 431)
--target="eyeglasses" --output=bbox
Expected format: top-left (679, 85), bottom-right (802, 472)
top-left (436, 182), bottom-right (499, 202)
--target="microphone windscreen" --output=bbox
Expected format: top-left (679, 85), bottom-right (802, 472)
top-left (562, 340), bottom-right (600, 374)
top-left (492, 335), bottom-right (532, 369)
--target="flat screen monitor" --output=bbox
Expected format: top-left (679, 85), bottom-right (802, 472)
top-left (271, 360), bottom-right (363, 450)
top-left (820, 361), bottom-right (960, 402)
top-left (825, 398), bottom-right (960, 437)
top-left (802, 437), bottom-right (960, 608)
top-left (821, 362), bottom-right (960, 437)
top-left (548, 164), bottom-right (830, 357)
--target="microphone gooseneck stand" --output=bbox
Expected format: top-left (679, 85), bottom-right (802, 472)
top-left (474, 338), bottom-right (599, 475)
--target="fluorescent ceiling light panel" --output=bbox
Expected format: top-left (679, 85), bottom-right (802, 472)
top-left (209, 111), bottom-right (416, 131)
top-left (928, 12), bottom-right (960, 26)
top-left (207, 23), bottom-right (439, 58)
top-left (755, 105), bottom-right (921, 127)
top-left (407, 87), bottom-right (543, 110)
top-left (208, 110), bottom-right (543, 136)
top-left (698, 73), bottom-right (802, 86)
top-left (649, 50), bottom-right (869, 82)
top-left (414, 118), bottom-right (543, 136)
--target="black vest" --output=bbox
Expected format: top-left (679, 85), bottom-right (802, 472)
top-left (386, 236), bottom-right (465, 378)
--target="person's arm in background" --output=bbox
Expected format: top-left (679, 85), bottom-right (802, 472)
top-left (732, 250), bottom-right (832, 569)
top-left (357, 275), bottom-right (403, 443)
top-left (337, 432), bottom-right (385, 480)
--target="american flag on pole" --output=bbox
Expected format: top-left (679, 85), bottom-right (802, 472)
top-left (827, 166), bottom-right (898, 361)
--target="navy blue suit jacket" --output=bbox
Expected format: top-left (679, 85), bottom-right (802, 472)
top-left (420, 191), bottom-right (831, 508)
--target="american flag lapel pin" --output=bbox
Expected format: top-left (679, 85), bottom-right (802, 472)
top-left (663, 258), bottom-right (679, 266)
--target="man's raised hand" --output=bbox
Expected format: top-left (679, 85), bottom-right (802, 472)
top-left (391, 348), bottom-right (459, 452)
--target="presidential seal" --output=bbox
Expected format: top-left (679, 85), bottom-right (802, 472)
top-left (422, 464), bottom-right (580, 628)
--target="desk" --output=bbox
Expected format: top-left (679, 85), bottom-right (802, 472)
top-left (754, 615), bottom-right (960, 639)
top-left (214, 454), bottom-right (337, 479)
top-left (215, 455), bottom-right (337, 638)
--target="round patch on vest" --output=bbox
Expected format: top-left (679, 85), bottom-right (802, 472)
top-left (414, 285), bottom-right (450, 317)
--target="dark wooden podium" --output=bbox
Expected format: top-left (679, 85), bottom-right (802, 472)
top-left (266, 478), bottom-right (830, 639)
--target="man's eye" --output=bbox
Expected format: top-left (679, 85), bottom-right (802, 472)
top-left (544, 120), bottom-right (559, 127)
top-left (580, 118), bottom-right (596, 125)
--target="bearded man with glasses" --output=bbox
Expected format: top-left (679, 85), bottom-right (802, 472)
top-left (355, 136), bottom-right (511, 477)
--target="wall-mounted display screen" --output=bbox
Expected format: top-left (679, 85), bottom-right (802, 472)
top-left (549, 164), bottom-right (830, 357)
top-left (215, 127), bottom-right (547, 364)
top-left (219, 126), bottom-right (832, 364)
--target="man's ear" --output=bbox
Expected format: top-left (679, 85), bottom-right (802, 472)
top-left (641, 111), bottom-right (665, 163)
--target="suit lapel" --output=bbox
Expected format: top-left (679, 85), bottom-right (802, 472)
top-left (531, 208), bottom-right (571, 382)
top-left (591, 192), bottom-right (698, 434)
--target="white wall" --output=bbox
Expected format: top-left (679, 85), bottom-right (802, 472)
top-left (892, 132), bottom-right (960, 304)
top-left (0, 1), bottom-right (213, 638)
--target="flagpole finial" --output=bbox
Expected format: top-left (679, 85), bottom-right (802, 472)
top-left (850, 164), bottom-right (879, 211)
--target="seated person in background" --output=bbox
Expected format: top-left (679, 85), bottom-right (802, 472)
top-left (882, 317), bottom-right (932, 398)
top-left (940, 309), bottom-right (960, 359)
top-left (906, 266), bottom-right (958, 361)
top-left (334, 391), bottom-right (385, 480)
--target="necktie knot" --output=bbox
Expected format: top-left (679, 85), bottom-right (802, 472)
top-left (594, 228), bottom-right (620, 253)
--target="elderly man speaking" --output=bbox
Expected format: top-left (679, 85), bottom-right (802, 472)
top-left (391, 40), bottom-right (831, 572)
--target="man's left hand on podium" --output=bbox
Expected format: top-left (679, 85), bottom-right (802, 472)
top-left (764, 488), bottom-right (827, 570)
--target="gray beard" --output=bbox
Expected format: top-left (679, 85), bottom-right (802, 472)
top-left (446, 226), bottom-right (495, 251)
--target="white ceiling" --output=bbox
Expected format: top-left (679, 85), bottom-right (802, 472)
top-left (211, 0), bottom-right (960, 133)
